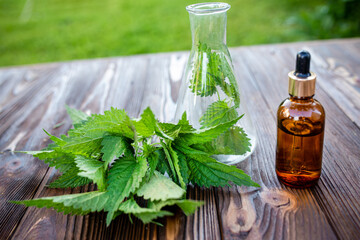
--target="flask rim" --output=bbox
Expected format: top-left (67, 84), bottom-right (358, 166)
top-left (186, 2), bottom-right (230, 15)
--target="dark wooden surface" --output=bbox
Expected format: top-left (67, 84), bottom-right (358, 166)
top-left (0, 38), bottom-right (359, 240)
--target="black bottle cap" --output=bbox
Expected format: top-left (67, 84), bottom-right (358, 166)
top-left (294, 50), bottom-right (311, 78)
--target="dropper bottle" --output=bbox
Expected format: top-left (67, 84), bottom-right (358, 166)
top-left (275, 50), bottom-right (325, 188)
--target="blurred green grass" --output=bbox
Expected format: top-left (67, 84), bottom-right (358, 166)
top-left (0, 0), bottom-right (341, 66)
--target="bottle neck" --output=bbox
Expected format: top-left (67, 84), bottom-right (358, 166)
top-left (288, 71), bottom-right (316, 98)
top-left (289, 94), bottom-right (314, 102)
top-left (188, 4), bottom-right (229, 49)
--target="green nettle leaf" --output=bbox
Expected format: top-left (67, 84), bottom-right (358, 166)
top-left (75, 156), bottom-right (106, 191)
top-left (133, 107), bottom-right (157, 137)
top-left (189, 43), bottom-right (218, 97)
top-left (192, 142), bottom-right (233, 156)
top-left (157, 122), bottom-right (182, 139)
top-left (105, 155), bottom-right (148, 226)
top-left (192, 127), bottom-right (251, 156)
top-left (174, 149), bottom-right (190, 185)
top-left (21, 149), bottom-right (91, 189)
top-left (118, 198), bottom-right (150, 214)
top-left (71, 107), bottom-right (134, 139)
top-left (65, 105), bottom-right (89, 125)
top-left (26, 149), bottom-right (75, 173)
top-left (62, 136), bottom-right (103, 158)
top-left (218, 55), bottom-right (240, 106)
top-left (160, 141), bottom-right (178, 183)
top-left (176, 145), bottom-right (259, 188)
top-left (189, 43), bottom-right (240, 107)
top-left (101, 135), bottom-right (130, 169)
top-left (136, 171), bottom-right (185, 201)
top-left (133, 211), bottom-right (173, 225)
top-left (154, 122), bottom-right (175, 141)
top-left (199, 100), bottom-right (238, 128)
top-left (155, 149), bottom-right (173, 178)
top-left (167, 144), bottom-right (186, 189)
top-left (117, 198), bottom-right (173, 224)
top-left (11, 191), bottom-right (108, 215)
top-left (147, 150), bottom-right (160, 179)
top-left (211, 126), bottom-right (251, 155)
top-left (179, 115), bottom-right (243, 145)
top-left (157, 112), bottom-right (194, 140)
top-left (18, 150), bottom-right (53, 156)
top-left (48, 167), bottom-right (92, 188)
top-left (150, 199), bottom-right (204, 216)
top-left (43, 129), bottom-right (66, 146)
top-left (177, 112), bottom-right (194, 132)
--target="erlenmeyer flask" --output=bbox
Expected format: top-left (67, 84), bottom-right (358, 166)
top-left (174, 2), bottom-right (257, 165)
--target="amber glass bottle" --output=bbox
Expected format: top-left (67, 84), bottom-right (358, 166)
top-left (275, 50), bottom-right (325, 188)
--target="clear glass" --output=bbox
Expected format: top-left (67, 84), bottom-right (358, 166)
top-left (174, 3), bottom-right (257, 165)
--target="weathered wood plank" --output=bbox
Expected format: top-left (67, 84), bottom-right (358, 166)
top-left (0, 61), bottom-right (113, 239)
top-left (184, 186), bottom-right (222, 240)
top-left (0, 39), bottom-right (359, 240)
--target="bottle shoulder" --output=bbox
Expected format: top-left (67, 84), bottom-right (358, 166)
top-left (277, 97), bottom-right (325, 122)
top-left (278, 97), bottom-right (325, 112)
top-left (277, 97), bottom-right (325, 136)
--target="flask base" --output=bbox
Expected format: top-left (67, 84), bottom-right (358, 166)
top-left (213, 133), bottom-right (256, 165)
top-left (213, 154), bottom-right (250, 165)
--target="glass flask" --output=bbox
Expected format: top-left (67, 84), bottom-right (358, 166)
top-left (174, 2), bottom-right (257, 165)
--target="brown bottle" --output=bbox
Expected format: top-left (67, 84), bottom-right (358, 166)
top-left (275, 50), bottom-right (325, 188)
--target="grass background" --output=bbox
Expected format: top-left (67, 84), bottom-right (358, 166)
top-left (0, 0), bottom-right (356, 67)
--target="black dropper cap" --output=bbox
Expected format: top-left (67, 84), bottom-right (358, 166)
top-left (294, 50), bottom-right (311, 78)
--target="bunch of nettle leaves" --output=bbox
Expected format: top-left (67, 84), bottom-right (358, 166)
top-left (13, 43), bottom-right (259, 226)
top-left (13, 106), bottom-right (259, 226)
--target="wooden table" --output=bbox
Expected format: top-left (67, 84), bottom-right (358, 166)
top-left (1, 38), bottom-right (359, 240)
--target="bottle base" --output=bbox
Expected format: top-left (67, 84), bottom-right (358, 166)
top-left (276, 170), bottom-right (320, 188)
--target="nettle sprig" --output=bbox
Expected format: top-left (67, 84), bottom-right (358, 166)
top-left (12, 106), bottom-right (259, 226)
top-left (189, 42), bottom-right (252, 155)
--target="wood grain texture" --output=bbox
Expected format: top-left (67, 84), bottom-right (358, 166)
top-left (0, 38), bottom-right (359, 240)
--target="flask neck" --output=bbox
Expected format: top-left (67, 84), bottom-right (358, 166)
top-left (187, 3), bottom-right (229, 49)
